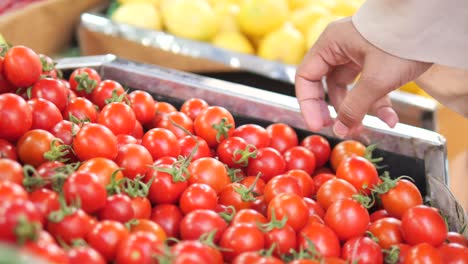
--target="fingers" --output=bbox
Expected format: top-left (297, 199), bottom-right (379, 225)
top-left (370, 96), bottom-right (399, 128)
top-left (326, 63), bottom-right (361, 113)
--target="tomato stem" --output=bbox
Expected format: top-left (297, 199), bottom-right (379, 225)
top-left (213, 117), bottom-right (233, 143)
top-left (218, 205), bottom-right (236, 223)
top-left (226, 167), bottom-right (244, 182)
top-left (106, 169), bottom-right (125, 195)
top-left (104, 89), bottom-right (130, 105)
top-left (14, 215), bottom-right (40, 245)
top-left (74, 73), bottom-right (98, 94)
top-left (43, 138), bottom-right (71, 163)
top-left (383, 246), bottom-right (400, 264)
top-left (233, 144), bottom-right (257, 167)
top-left (352, 193), bottom-right (375, 209)
top-left (260, 243), bottom-right (276, 257)
top-left (259, 208), bottom-right (288, 233)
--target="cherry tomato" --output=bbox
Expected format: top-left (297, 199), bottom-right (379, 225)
top-left (180, 98), bottom-right (209, 121)
top-left (303, 197), bottom-right (325, 219)
top-left (130, 219), bottom-right (167, 242)
top-left (178, 135), bottom-right (212, 161)
top-left (27, 98), bottom-right (63, 132)
top-left (130, 197), bottom-right (152, 219)
top-left (336, 156), bottom-right (379, 195)
top-left (194, 106), bottom-right (235, 147)
top-left (300, 135), bottom-right (331, 168)
top-left (438, 243), bottom-right (468, 263)
top-left (157, 111), bottom-right (194, 139)
top-left (29, 188), bottom-right (60, 225)
top-left (220, 223), bottom-right (265, 262)
top-left (247, 147), bottom-right (286, 182)
top-left (370, 209), bottom-right (390, 222)
top-left (0, 93), bottom-right (32, 142)
top-left (63, 97), bottom-right (98, 123)
top-left (0, 72), bottom-right (15, 94)
top-left (78, 157), bottom-right (123, 186)
top-left (73, 123), bottom-right (118, 161)
top-left (264, 222), bottom-right (297, 257)
top-left (286, 169), bottom-right (316, 198)
top-left (91, 80), bottom-right (125, 109)
top-left (241, 175), bottom-right (266, 196)
top-left (51, 120), bottom-right (80, 146)
top-left (325, 198), bottom-right (370, 241)
top-left (180, 209), bottom-right (227, 242)
top-left (0, 199), bottom-right (42, 243)
top-left (172, 240), bottom-right (223, 264)
top-left (312, 173), bottom-right (336, 192)
top-left (31, 78), bottom-right (69, 112)
top-left (63, 171), bottom-right (107, 214)
top-left (0, 181), bottom-right (28, 201)
top-left (39, 54), bottom-right (58, 78)
top-left (69, 67), bottom-right (101, 98)
top-left (231, 209), bottom-right (267, 226)
top-left (330, 140), bottom-right (366, 171)
top-left (368, 217), bottom-right (403, 249)
top-left (128, 90), bottom-right (156, 124)
top-left (401, 205), bottom-right (447, 247)
top-left (98, 102), bottom-right (137, 136)
top-left (316, 178), bottom-right (358, 210)
top-left (218, 182), bottom-right (256, 212)
top-left (380, 179), bottom-right (423, 219)
top-left (115, 143), bottom-right (153, 179)
top-left (86, 220), bottom-right (129, 262)
top-left (150, 204), bottom-right (183, 238)
top-left (67, 246), bottom-right (106, 264)
top-left (404, 243), bottom-right (443, 264)
top-left (266, 123), bottom-right (298, 154)
top-left (4, 46), bottom-right (42, 87)
top-left (17, 129), bottom-right (56, 167)
top-left (22, 239), bottom-right (68, 264)
top-left (180, 183), bottom-right (218, 214)
top-left (147, 165), bottom-right (188, 204)
top-left (141, 128), bottom-right (180, 160)
top-left (115, 231), bottom-right (163, 264)
top-left (268, 193), bottom-right (308, 232)
top-left (297, 222), bottom-right (341, 258)
top-left (188, 157), bottom-right (231, 194)
top-left (47, 209), bottom-right (93, 244)
top-left (232, 124), bottom-right (270, 149)
top-left (0, 139), bottom-right (17, 160)
top-left (342, 236), bottom-right (383, 264)
top-left (0, 158), bottom-right (23, 184)
top-left (446, 231), bottom-right (468, 247)
top-left (264, 174), bottom-right (302, 204)
top-left (145, 101), bottom-right (177, 129)
top-left (98, 194), bottom-right (134, 223)
top-left (283, 146), bottom-right (316, 175)
top-left (217, 136), bottom-right (256, 168)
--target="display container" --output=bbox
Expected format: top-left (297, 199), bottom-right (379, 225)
top-left (56, 55), bottom-right (466, 234)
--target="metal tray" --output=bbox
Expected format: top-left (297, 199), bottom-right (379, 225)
top-left (56, 55), bottom-right (466, 234)
top-left (79, 12), bottom-right (439, 130)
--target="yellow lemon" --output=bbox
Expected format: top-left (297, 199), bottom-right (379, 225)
top-left (331, 0), bottom-right (361, 17)
top-left (287, 0), bottom-right (313, 10)
top-left (306, 15), bottom-right (336, 47)
top-left (214, 2), bottom-right (241, 33)
top-left (162, 0), bottom-right (219, 41)
top-left (399, 82), bottom-right (431, 98)
top-left (290, 5), bottom-right (330, 35)
top-left (112, 2), bottom-right (162, 30)
top-left (212, 32), bottom-right (255, 54)
top-left (258, 23), bottom-right (305, 65)
top-left (314, 0), bottom-right (338, 10)
top-left (207, 0), bottom-right (240, 6)
top-left (117, 0), bottom-right (160, 8)
top-left (238, 0), bottom-right (289, 38)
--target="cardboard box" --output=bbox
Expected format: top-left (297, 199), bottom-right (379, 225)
top-left (0, 0), bottom-right (107, 55)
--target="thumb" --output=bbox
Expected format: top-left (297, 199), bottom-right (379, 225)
top-left (333, 69), bottom-right (397, 137)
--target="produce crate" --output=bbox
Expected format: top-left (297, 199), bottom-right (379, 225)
top-left (55, 55), bottom-right (466, 234)
top-left (78, 12), bottom-right (438, 131)
top-left (0, 0), bottom-right (107, 56)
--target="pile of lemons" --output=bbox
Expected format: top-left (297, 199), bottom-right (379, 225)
top-left (110, 0), bottom-right (364, 65)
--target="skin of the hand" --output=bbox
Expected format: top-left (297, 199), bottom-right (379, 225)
top-left (295, 17), bottom-right (432, 137)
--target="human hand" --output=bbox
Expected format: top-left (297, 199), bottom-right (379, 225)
top-left (295, 17), bottom-right (432, 137)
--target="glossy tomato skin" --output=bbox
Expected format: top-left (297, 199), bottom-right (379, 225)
top-left (17, 129), bottom-right (55, 167)
top-left (22, 239), bottom-right (69, 264)
top-left (63, 171), bottom-right (107, 214)
top-left (114, 143), bottom-right (153, 179)
top-left (330, 140), bottom-right (366, 171)
top-left (232, 124), bottom-right (270, 149)
top-left (69, 67), bottom-right (101, 98)
top-left (438, 243), bottom-right (468, 263)
top-left (241, 176), bottom-right (266, 196)
top-left (264, 223), bottom-right (297, 257)
top-left (180, 183), bottom-right (218, 214)
top-left (283, 146), bottom-right (316, 175)
top-left (73, 123), bottom-right (118, 161)
top-left (446, 231), bottom-right (468, 247)
top-left (78, 157), bottom-right (123, 186)
top-left (115, 231), bottom-right (163, 264)
top-left (297, 222), bottom-right (341, 258)
top-left (300, 135), bottom-right (331, 168)
top-left (63, 97), bottom-right (98, 123)
top-left (178, 135), bottom-right (212, 161)
top-left (0, 139), bottom-right (17, 160)
top-left (157, 111), bottom-right (194, 139)
top-left (4, 46), bottom-right (42, 87)
top-left (150, 204), bottom-right (183, 238)
top-left (220, 223), bottom-right (265, 262)
top-left (404, 243), bottom-right (443, 264)
top-left (47, 209), bottom-right (93, 244)
top-left (0, 93), bottom-right (32, 142)
top-left (380, 179), bottom-right (423, 219)
top-left (218, 182), bottom-right (255, 212)
top-left (194, 106), bottom-right (235, 147)
top-left (27, 98), bottom-right (63, 131)
top-left (217, 136), bottom-right (254, 168)
top-left (51, 120), bottom-right (80, 146)
top-left (98, 102), bottom-right (137, 136)
top-left (368, 217), bottom-right (403, 249)
top-left (91, 80), bottom-right (125, 109)
top-left (336, 156), bottom-right (379, 195)
top-left (268, 193), bottom-right (308, 232)
top-left (141, 128), bottom-right (180, 160)
top-left (286, 169), bottom-right (316, 198)
top-left (247, 147), bottom-right (286, 182)
top-left (316, 178), bottom-right (358, 210)
top-left (264, 174), bottom-right (302, 204)
top-left (266, 123), bottom-right (298, 154)
top-left (325, 198), bottom-right (370, 242)
top-left (29, 188), bottom-right (60, 225)
top-left (312, 172), bottom-right (336, 191)
top-left (188, 157), bottom-right (231, 194)
top-left (129, 219), bottom-right (167, 242)
top-left (401, 205), bottom-right (447, 247)
top-left (303, 197), bottom-right (325, 219)
top-left (147, 165), bottom-right (188, 204)
top-left (128, 90), bottom-right (156, 124)
top-left (0, 158), bottom-right (23, 184)
top-left (341, 236), bottom-right (383, 264)
top-left (231, 209), bottom-right (267, 226)
top-left (98, 194), bottom-right (134, 223)
top-left (370, 209), bottom-right (390, 222)
top-left (171, 240), bottom-right (223, 264)
top-left (86, 220), bottom-right (129, 262)
top-left (0, 181), bottom-right (28, 201)
top-left (0, 199), bottom-right (42, 243)
top-left (130, 197), bottom-right (152, 219)
top-left (67, 246), bottom-right (106, 264)
top-left (180, 209), bottom-right (227, 242)
top-left (180, 98), bottom-right (209, 121)
top-left (31, 78), bottom-right (69, 112)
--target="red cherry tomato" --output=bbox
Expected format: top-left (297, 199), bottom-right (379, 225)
top-left (91, 80), bottom-right (125, 109)
top-left (342, 236), bottom-right (383, 264)
top-left (0, 93), bottom-right (32, 142)
top-left (268, 193), bottom-right (308, 232)
top-left (69, 67), bottom-right (101, 98)
top-left (194, 106), bottom-right (235, 147)
top-left (401, 205), bottom-right (447, 247)
top-left (180, 98), bottom-right (209, 121)
top-left (247, 147), bottom-right (286, 182)
top-left (0, 158), bottom-right (23, 184)
top-left (150, 204), bottom-right (183, 238)
top-left (336, 156), bottom-right (379, 195)
top-left (86, 220), bottom-right (129, 262)
top-left (27, 98), bottom-right (63, 132)
top-left (141, 128), bottom-right (180, 160)
top-left (73, 123), bottom-right (118, 161)
top-left (4, 46), bottom-right (42, 87)
top-left (266, 123), bottom-right (298, 154)
top-left (300, 135), bottom-right (331, 168)
top-left (325, 198), bottom-right (370, 242)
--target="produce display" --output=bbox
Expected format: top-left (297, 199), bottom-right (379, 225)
top-left (0, 44), bottom-right (466, 264)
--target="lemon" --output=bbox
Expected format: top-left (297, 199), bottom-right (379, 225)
top-left (287, 0), bottom-right (313, 10)
top-left (290, 5), bottom-right (330, 35)
top-left (117, 0), bottom-right (160, 7)
top-left (314, 0), bottom-right (337, 10)
top-left (212, 32), bottom-right (255, 54)
top-left (214, 2), bottom-right (241, 33)
top-left (207, 0), bottom-right (240, 6)
top-left (238, 0), bottom-right (289, 38)
top-left (399, 82), bottom-right (431, 98)
top-left (162, 0), bottom-right (219, 41)
top-left (258, 23), bottom-right (305, 65)
top-left (306, 16), bottom-right (336, 47)
top-left (112, 2), bottom-right (162, 30)
top-left (331, 0), bottom-right (361, 17)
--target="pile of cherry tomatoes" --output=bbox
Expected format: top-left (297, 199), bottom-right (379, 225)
top-left (0, 45), bottom-right (467, 264)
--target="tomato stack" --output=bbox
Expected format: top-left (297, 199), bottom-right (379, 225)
top-left (0, 45), bottom-right (467, 264)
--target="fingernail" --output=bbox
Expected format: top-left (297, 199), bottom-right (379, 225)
top-left (377, 108), bottom-right (399, 128)
top-left (333, 121), bottom-right (349, 138)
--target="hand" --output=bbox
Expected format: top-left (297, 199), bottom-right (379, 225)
top-left (295, 17), bottom-right (432, 137)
